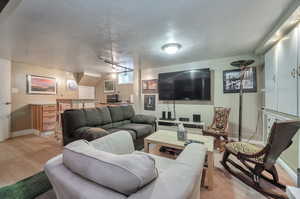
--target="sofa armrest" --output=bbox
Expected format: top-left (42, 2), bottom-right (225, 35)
top-left (176, 143), bottom-right (207, 169)
top-left (131, 114), bottom-right (157, 125)
top-left (73, 127), bottom-right (109, 142)
top-left (128, 163), bottom-right (202, 199)
top-left (129, 143), bottom-right (206, 199)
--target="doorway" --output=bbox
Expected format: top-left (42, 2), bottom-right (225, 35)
top-left (0, 58), bottom-right (11, 141)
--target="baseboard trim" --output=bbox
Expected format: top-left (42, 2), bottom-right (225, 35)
top-left (40, 131), bottom-right (54, 136)
top-left (277, 158), bottom-right (297, 184)
top-left (11, 129), bottom-right (39, 138)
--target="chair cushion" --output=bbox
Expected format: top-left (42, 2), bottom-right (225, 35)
top-left (109, 106), bottom-right (125, 122)
top-left (225, 142), bottom-right (264, 163)
top-left (63, 140), bottom-right (158, 196)
top-left (120, 123), bottom-right (154, 138)
top-left (96, 107), bottom-right (112, 124)
top-left (106, 128), bottom-right (137, 140)
top-left (139, 152), bottom-right (176, 174)
top-left (215, 108), bottom-right (229, 129)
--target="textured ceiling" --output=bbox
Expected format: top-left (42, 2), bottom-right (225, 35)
top-left (0, 0), bottom-right (295, 73)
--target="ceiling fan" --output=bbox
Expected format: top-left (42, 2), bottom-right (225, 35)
top-left (97, 22), bottom-right (134, 74)
top-left (97, 55), bottom-right (133, 73)
top-left (97, 26), bottom-right (133, 73)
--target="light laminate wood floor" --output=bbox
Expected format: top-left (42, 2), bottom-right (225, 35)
top-left (0, 134), bottom-right (295, 199)
top-left (0, 134), bottom-right (62, 187)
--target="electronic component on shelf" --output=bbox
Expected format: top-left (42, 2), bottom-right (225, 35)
top-left (179, 117), bottom-right (189, 122)
top-left (193, 114), bottom-right (201, 122)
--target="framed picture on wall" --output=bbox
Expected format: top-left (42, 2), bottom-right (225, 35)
top-left (223, 67), bottom-right (257, 93)
top-left (142, 79), bottom-right (158, 93)
top-left (67, 80), bottom-right (78, 91)
top-left (27, 75), bottom-right (57, 95)
top-left (104, 80), bottom-right (115, 93)
top-left (144, 95), bottom-right (156, 111)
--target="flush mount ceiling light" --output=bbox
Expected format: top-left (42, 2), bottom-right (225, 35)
top-left (161, 43), bottom-right (182, 54)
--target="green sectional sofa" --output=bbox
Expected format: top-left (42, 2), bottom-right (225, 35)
top-left (62, 105), bottom-right (156, 150)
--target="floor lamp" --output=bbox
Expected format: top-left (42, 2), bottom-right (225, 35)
top-left (230, 60), bottom-right (255, 141)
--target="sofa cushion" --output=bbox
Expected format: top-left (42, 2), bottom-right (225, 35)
top-left (131, 114), bottom-right (156, 125)
top-left (108, 106), bottom-right (125, 122)
top-left (112, 120), bottom-right (131, 128)
top-left (97, 107), bottom-right (112, 124)
top-left (122, 105), bottom-right (135, 120)
top-left (63, 140), bottom-right (158, 196)
top-left (74, 127), bottom-right (108, 141)
top-left (120, 123), bottom-right (154, 138)
top-left (84, 108), bottom-right (102, 126)
top-left (63, 110), bottom-right (87, 136)
top-left (99, 123), bottom-right (113, 130)
top-left (133, 152), bottom-right (176, 174)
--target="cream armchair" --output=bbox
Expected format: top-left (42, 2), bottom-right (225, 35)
top-left (45, 131), bottom-right (207, 199)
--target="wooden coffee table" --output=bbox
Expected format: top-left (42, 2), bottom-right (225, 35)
top-left (144, 130), bottom-right (214, 190)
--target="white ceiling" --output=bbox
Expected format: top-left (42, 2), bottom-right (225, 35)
top-left (0, 0), bottom-right (295, 73)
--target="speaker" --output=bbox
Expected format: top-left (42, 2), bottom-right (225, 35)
top-left (162, 111), bottom-right (166, 120)
top-left (167, 111), bottom-right (172, 120)
top-left (193, 114), bottom-right (201, 122)
top-left (179, 117), bottom-right (189, 122)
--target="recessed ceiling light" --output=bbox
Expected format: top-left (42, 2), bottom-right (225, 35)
top-left (161, 43), bottom-right (182, 54)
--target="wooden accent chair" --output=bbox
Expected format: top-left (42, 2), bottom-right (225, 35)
top-left (203, 107), bottom-right (231, 151)
top-left (221, 120), bottom-right (300, 199)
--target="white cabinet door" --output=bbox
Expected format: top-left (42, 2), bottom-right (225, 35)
top-left (277, 28), bottom-right (298, 116)
top-left (298, 26), bottom-right (300, 117)
top-left (264, 46), bottom-right (277, 111)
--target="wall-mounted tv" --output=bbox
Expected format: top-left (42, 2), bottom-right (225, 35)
top-left (158, 69), bottom-right (211, 100)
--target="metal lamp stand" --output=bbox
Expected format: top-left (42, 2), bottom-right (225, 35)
top-left (231, 60), bottom-right (255, 141)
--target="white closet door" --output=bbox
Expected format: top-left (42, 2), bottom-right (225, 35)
top-left (298, 26), bottom-right (300, 117)
top-left (264, 46), bottom-right (278, 111)
top-left (277, 28), bottom-right (298, 116)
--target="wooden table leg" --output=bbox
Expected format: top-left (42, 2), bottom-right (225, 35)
top-left (207, 151), bottom-right (214, 190)
top-left (144, 140), bottom-right (149, 153)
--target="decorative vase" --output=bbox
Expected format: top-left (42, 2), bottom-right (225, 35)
top-left (177, 123), bottom-right (187, 141)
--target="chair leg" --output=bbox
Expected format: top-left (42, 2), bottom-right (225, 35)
top-left (214, 137), bottom-right (221, 150)
top-left (223, 135), bottom-right (228, 142)
top-left (270, 166), bottom-right (279, 184)
top-left (201, 168), bottom-right (207, 187)
top-left (220, 136), bottom-right (229, 152)
top-left (253, 165), bottom-right (264, 186)
top-left (221, 149), bottom-right (230, 165)
top-left (264, 166), bottom-right (286, 190)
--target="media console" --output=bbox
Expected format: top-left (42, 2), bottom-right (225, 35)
top-left (157, 119), bottom-right (205, 134)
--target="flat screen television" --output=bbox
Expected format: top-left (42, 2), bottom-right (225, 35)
top-left (158, 69), bottom-right (211, 100)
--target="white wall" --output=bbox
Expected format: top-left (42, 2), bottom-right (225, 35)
top-left (138, 55), bottom-right (263, 141)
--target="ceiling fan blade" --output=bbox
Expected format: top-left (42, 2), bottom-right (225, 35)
top-left (97, 56), bottom-right (133, 72)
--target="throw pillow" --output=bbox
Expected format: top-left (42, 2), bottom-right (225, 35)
top-left (63, 140), bottom-right (158, 196)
